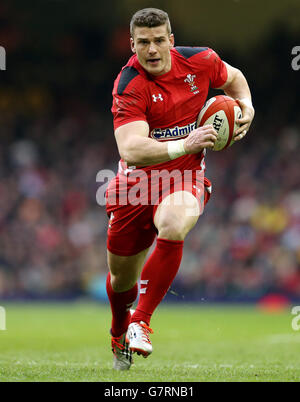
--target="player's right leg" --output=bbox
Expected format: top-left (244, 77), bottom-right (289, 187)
top-left (107, 248), bottom-right (149, 370)
top-left (105, 176), bottom-right (157, 368)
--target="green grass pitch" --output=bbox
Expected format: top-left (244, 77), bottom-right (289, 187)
top-left (0, 302), bottom-right (299, 382)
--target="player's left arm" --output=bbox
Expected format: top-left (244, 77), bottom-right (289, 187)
top-left (217, 62), bottom-right (255, 141)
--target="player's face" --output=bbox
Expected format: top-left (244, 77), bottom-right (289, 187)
top-left (131, 24), bottom-right (174, 76)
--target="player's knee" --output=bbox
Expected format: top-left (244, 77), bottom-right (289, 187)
top-left (157, 220), bottom-right (188, 241)
top-left (110, 272), bottom-right (137, 293)
top-left (156, 207), bottom-right (199, 240)
top-left (107, 249), bottom-right (149, 292)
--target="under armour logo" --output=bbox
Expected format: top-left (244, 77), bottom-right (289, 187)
top-left (152, 94), bottom-right (163, 102)
top-left (140, 279), bottom-right (149, 294)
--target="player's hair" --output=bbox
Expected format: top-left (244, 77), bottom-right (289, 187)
top-left (130, 8), bottom-right (172, 37)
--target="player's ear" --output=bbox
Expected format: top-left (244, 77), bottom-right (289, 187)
top-left (169, 33), bottom-right (175, 49)
top-left (130, 38), bottom-right (136, 53)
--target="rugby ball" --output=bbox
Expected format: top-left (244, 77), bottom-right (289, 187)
top-left (197, 95), bottom-right (242, 151)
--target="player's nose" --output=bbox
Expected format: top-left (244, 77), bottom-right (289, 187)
top-left (148, 42), bottom-right (157, 54)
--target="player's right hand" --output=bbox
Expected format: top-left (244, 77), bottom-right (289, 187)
top-left (183, 125), bottom-right (218, 153)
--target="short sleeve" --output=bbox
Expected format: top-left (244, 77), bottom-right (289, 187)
top-left (111, 89), bottom-right (147, 130)
top-left (111, 65), bottom-right (148, 130)
top-left (207, 49), bottom-right (228, 88)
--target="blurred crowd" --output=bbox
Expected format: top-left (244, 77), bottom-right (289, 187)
top-left (0, 112), bottom-right (116, 298)
top-left (0, 112), bottom-right (299, 301)
top-left (0, 1), bottom-right (300, 301)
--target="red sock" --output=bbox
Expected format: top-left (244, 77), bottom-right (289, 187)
top-left (106, 273), bottom-right (138, 337)
top-left (131, 238), bottom-right (184, 326)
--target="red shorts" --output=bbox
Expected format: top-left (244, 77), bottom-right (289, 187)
top-left (106, 172), bottom-right (212, 256)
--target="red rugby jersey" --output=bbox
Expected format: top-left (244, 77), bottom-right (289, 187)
top-left (111, 47), bottom-right (227, 175)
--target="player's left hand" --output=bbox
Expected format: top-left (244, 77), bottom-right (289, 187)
top-left (234, 98), bottom-right (255, 141)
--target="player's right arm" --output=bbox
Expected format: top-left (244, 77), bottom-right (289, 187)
top-left (115, 121), bottom-right (218, 167)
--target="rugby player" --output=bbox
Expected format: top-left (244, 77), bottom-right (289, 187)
top-left (105, 8), bottom-right (254, 370)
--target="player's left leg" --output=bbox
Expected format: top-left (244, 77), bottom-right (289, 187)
top-left (128, 191), bottom-right (201, 357)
